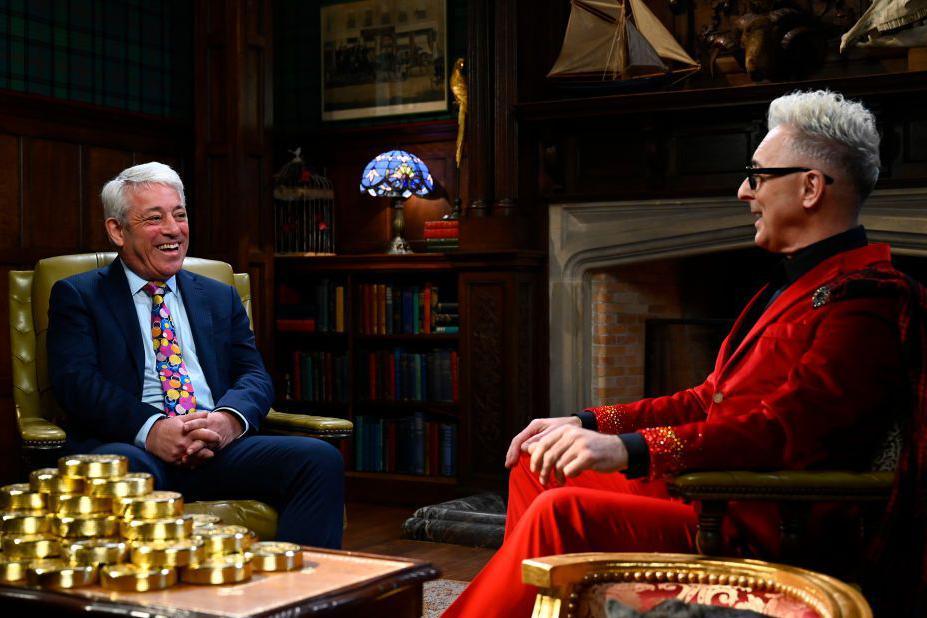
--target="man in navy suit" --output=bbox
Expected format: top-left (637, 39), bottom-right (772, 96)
top-left (47, 162), bottom-right (344, 548)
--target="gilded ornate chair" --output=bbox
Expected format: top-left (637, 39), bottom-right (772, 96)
top-left (522, 552), bottom-right (872, 618)
top-left (9, 252), bottom-right (353, 539)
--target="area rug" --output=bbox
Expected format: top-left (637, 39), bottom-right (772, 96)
top-left (423, 579), bottom-right (468, 617)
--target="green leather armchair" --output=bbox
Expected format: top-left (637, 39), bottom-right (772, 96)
top-left (9, 252), bottom-right (353, 539)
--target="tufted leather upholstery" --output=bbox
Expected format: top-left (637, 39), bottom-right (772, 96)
top-left (9, 253), bottom-right (352, 534)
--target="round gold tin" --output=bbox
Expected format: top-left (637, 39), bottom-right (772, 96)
top-left (87, 473), bottom-right (154, 498)
top-left (188, 513), bottom-right (221, 526)
top-left (2, 513), bottom-right (52, 535)
top-left (53, 494), bottom-right (113, 516)
top-left (181, 554), bottom-right (252, 585)
top-left (3, 534), bottom-right (61, 559)
top-left (28, 468), bottom-right (59, 493)
top-left (121, 516), bottom-right (193, 542)
top-left (101, 564), bottom-right (176, 592)
top-left (195, 525), bottom-right (254, 555)
top-left (58, 454), bottom-right (128, 479)
top-left (29, 469), bottom-right (84, 495)
top-left (26, 560), bottom-right (97, 588)
top-left (130, 539), bottom-right (205, 568)
top-left (249, 542), bottom-right (303, 572)
top-left (115, 491), bottom-right (183, 520)
top-left (55, 514), bottom-right (119, 538)
top-left (0, 483), bottom-right (47, 512)
top-left (66, 539), bottom-right (128, 566)
top-left (0, 558), bottom-right (30, 583)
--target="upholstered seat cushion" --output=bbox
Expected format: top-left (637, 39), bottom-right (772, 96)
top-left (580, 582), bottom-right (819, 618)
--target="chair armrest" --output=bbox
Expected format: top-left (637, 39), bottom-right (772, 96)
top-left (667, 470), bottom-right (894, 502)
top-left (20, 417), bottom-right (67, 450)
top-left (264, 409), bottom-right (353, 439)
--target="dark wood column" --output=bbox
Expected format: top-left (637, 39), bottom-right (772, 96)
top-left (193, 0), bottom-right (275, 347)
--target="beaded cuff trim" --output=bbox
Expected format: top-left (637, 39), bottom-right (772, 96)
top-left (639, 426), bottom-right (686, 478)
top-left (590, 404), bottom-right (632, 435)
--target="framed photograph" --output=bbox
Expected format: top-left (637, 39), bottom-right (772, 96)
top-left (321, 0), bottom-right (448, 122)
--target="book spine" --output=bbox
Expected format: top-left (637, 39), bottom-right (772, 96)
top-left (423, 228), bottom-right (460, 239)
top-left (423, 220), bottom-right (460, 229)
top-left (433, 326), bottom-right (460, 334)
top-left (423, 284), bottom-right (432, 334)
top-left (335, 286), bottom-right (345, 332)
top-left (385, 286), bottom-right (393, 335)
top-left (276, 319), bottom-right (317, 333)
top-left (451, 351), bottom-right (459, 402)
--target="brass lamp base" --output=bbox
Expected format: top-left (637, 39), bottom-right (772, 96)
top-left (387, 197), bottom-right (412, 254)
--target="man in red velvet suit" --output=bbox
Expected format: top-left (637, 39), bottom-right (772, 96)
top-left (444, 90), bottom-right (910, 617)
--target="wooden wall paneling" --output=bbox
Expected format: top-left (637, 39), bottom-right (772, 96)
top-left (0, 134), bottom-right (21, 251)
top-left (465, 0), bottom-right (494, 213)
top-left (459, 276), bottom-right (506, 485)
top-left (22, 138), bottom-right (81, 253)
top-left (83, 147), bottom-right (133, 251)
top-left (194, 0), bottom-right (274, 347)
top-left (493, 0), bottom-right (517, 210)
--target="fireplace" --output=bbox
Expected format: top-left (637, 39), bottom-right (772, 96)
top-left (548, 188), bottom-right (927, 416)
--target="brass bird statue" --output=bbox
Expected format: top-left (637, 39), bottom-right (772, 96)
top-left (450, 57), bottom-right (467, 169)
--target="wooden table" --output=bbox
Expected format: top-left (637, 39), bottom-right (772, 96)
top-left (0, 548), bottom-right (440, 617)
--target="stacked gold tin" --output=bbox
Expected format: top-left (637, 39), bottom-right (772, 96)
top-left (0, 454), bottom-right (303, 592)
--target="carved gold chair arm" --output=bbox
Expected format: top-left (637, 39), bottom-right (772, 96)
top-left (522, 552), bottom-right (872, 618)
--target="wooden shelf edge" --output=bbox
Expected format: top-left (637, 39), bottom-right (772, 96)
top-left (516, 70), bottom-right (927, 122)
top-left (347, 471), bottom-right (458, 485)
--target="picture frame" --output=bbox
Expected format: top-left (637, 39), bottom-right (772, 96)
top-left (320, 0), bottom-right (448, 122)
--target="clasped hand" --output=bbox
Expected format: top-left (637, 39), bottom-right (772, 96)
top-left (145, 411), bottom-right (242, 467)
top-left (505, 416), bottom-right (628, 485)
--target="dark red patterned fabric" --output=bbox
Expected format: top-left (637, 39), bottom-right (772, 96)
top-left (827, 266), bottom-right (927, 616)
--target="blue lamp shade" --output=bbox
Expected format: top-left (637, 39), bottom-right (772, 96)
top-left (359, 150), bottom-right (435, 199)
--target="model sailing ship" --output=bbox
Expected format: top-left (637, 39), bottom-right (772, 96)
top-left (548, 0), bottom-right (700, 88)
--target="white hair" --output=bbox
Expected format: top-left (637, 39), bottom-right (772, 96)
top-left (101, 162), bottom-right (186, 222)
top-left (768, 90), bottom-right (880, 200)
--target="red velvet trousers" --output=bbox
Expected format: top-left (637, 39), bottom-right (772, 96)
top-left (442, 453), bottom-right (698, 618)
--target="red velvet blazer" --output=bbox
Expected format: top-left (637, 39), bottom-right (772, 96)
top-left (588, 243), bottom-right (906, 479)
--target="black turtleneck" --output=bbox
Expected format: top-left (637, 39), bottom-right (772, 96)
top-left (576, 225), bottom-right (869, 479)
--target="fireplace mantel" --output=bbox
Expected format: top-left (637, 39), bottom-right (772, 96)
top-left (548, 188), bottom-right (927, 417)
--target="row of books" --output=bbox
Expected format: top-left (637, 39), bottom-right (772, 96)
top-left (358, 283), bottom-right (458, 335)
top-left (354, 413), bottom-right (457, 476)
top-left (424, 219), bottom-right (459, 252)
top-left (277, 280), bottom-right (345, 333)
top-left (359, 349), bottom-right (459, 402)
top-left (287, 351), bottom-right (349, 403)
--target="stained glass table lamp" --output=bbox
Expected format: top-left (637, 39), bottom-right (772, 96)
top-left (359, 150), bottom-right (434, 254)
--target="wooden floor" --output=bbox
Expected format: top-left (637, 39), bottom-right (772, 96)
top-left (343, 502), bottom-right (495, 581)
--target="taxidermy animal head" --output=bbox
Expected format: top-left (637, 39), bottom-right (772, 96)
top-left (732, 5), bottom-right (828, 81)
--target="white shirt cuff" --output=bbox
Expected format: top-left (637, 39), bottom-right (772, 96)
top-left (135, 413), bottom-right (167, 449)
top-left (212, 407), bottom-right (249, 438)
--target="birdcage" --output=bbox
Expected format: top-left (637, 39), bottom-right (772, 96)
top-left (273, 149), bottom-right (336, 255)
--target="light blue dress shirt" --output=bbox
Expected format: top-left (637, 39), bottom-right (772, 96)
top-left (123, 264), bottom-right (248, 448)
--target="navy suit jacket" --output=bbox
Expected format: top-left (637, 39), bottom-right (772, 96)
top-left (47, 258), bottom-right (274, 449)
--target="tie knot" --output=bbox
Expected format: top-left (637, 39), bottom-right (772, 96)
top-left (143, 281), bottom-right (169, 297)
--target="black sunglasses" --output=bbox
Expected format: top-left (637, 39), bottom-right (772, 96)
top-left (745, 167), bottom-right (835, 190)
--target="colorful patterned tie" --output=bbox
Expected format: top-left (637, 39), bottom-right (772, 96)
top-left (143, 281), bottom-right (197, 416)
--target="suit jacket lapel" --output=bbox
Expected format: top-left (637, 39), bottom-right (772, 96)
top-left (101, 259), bottom-right (145, 385)
top-left (177, 270), bottom-right (219, 394)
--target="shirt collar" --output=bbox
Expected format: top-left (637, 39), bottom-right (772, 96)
top-left (121, 261), bottom-right (178, 296)
top-left (773, 225), bottom-right (868, 287)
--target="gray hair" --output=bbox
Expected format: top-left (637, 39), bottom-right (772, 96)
top-left (768, 90), bottom-right (880, 200)
top-left (101, 162), bottom-right (186, 223)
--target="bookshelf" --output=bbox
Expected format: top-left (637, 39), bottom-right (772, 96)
top-left (272, 251), bottom-right (545, 504)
